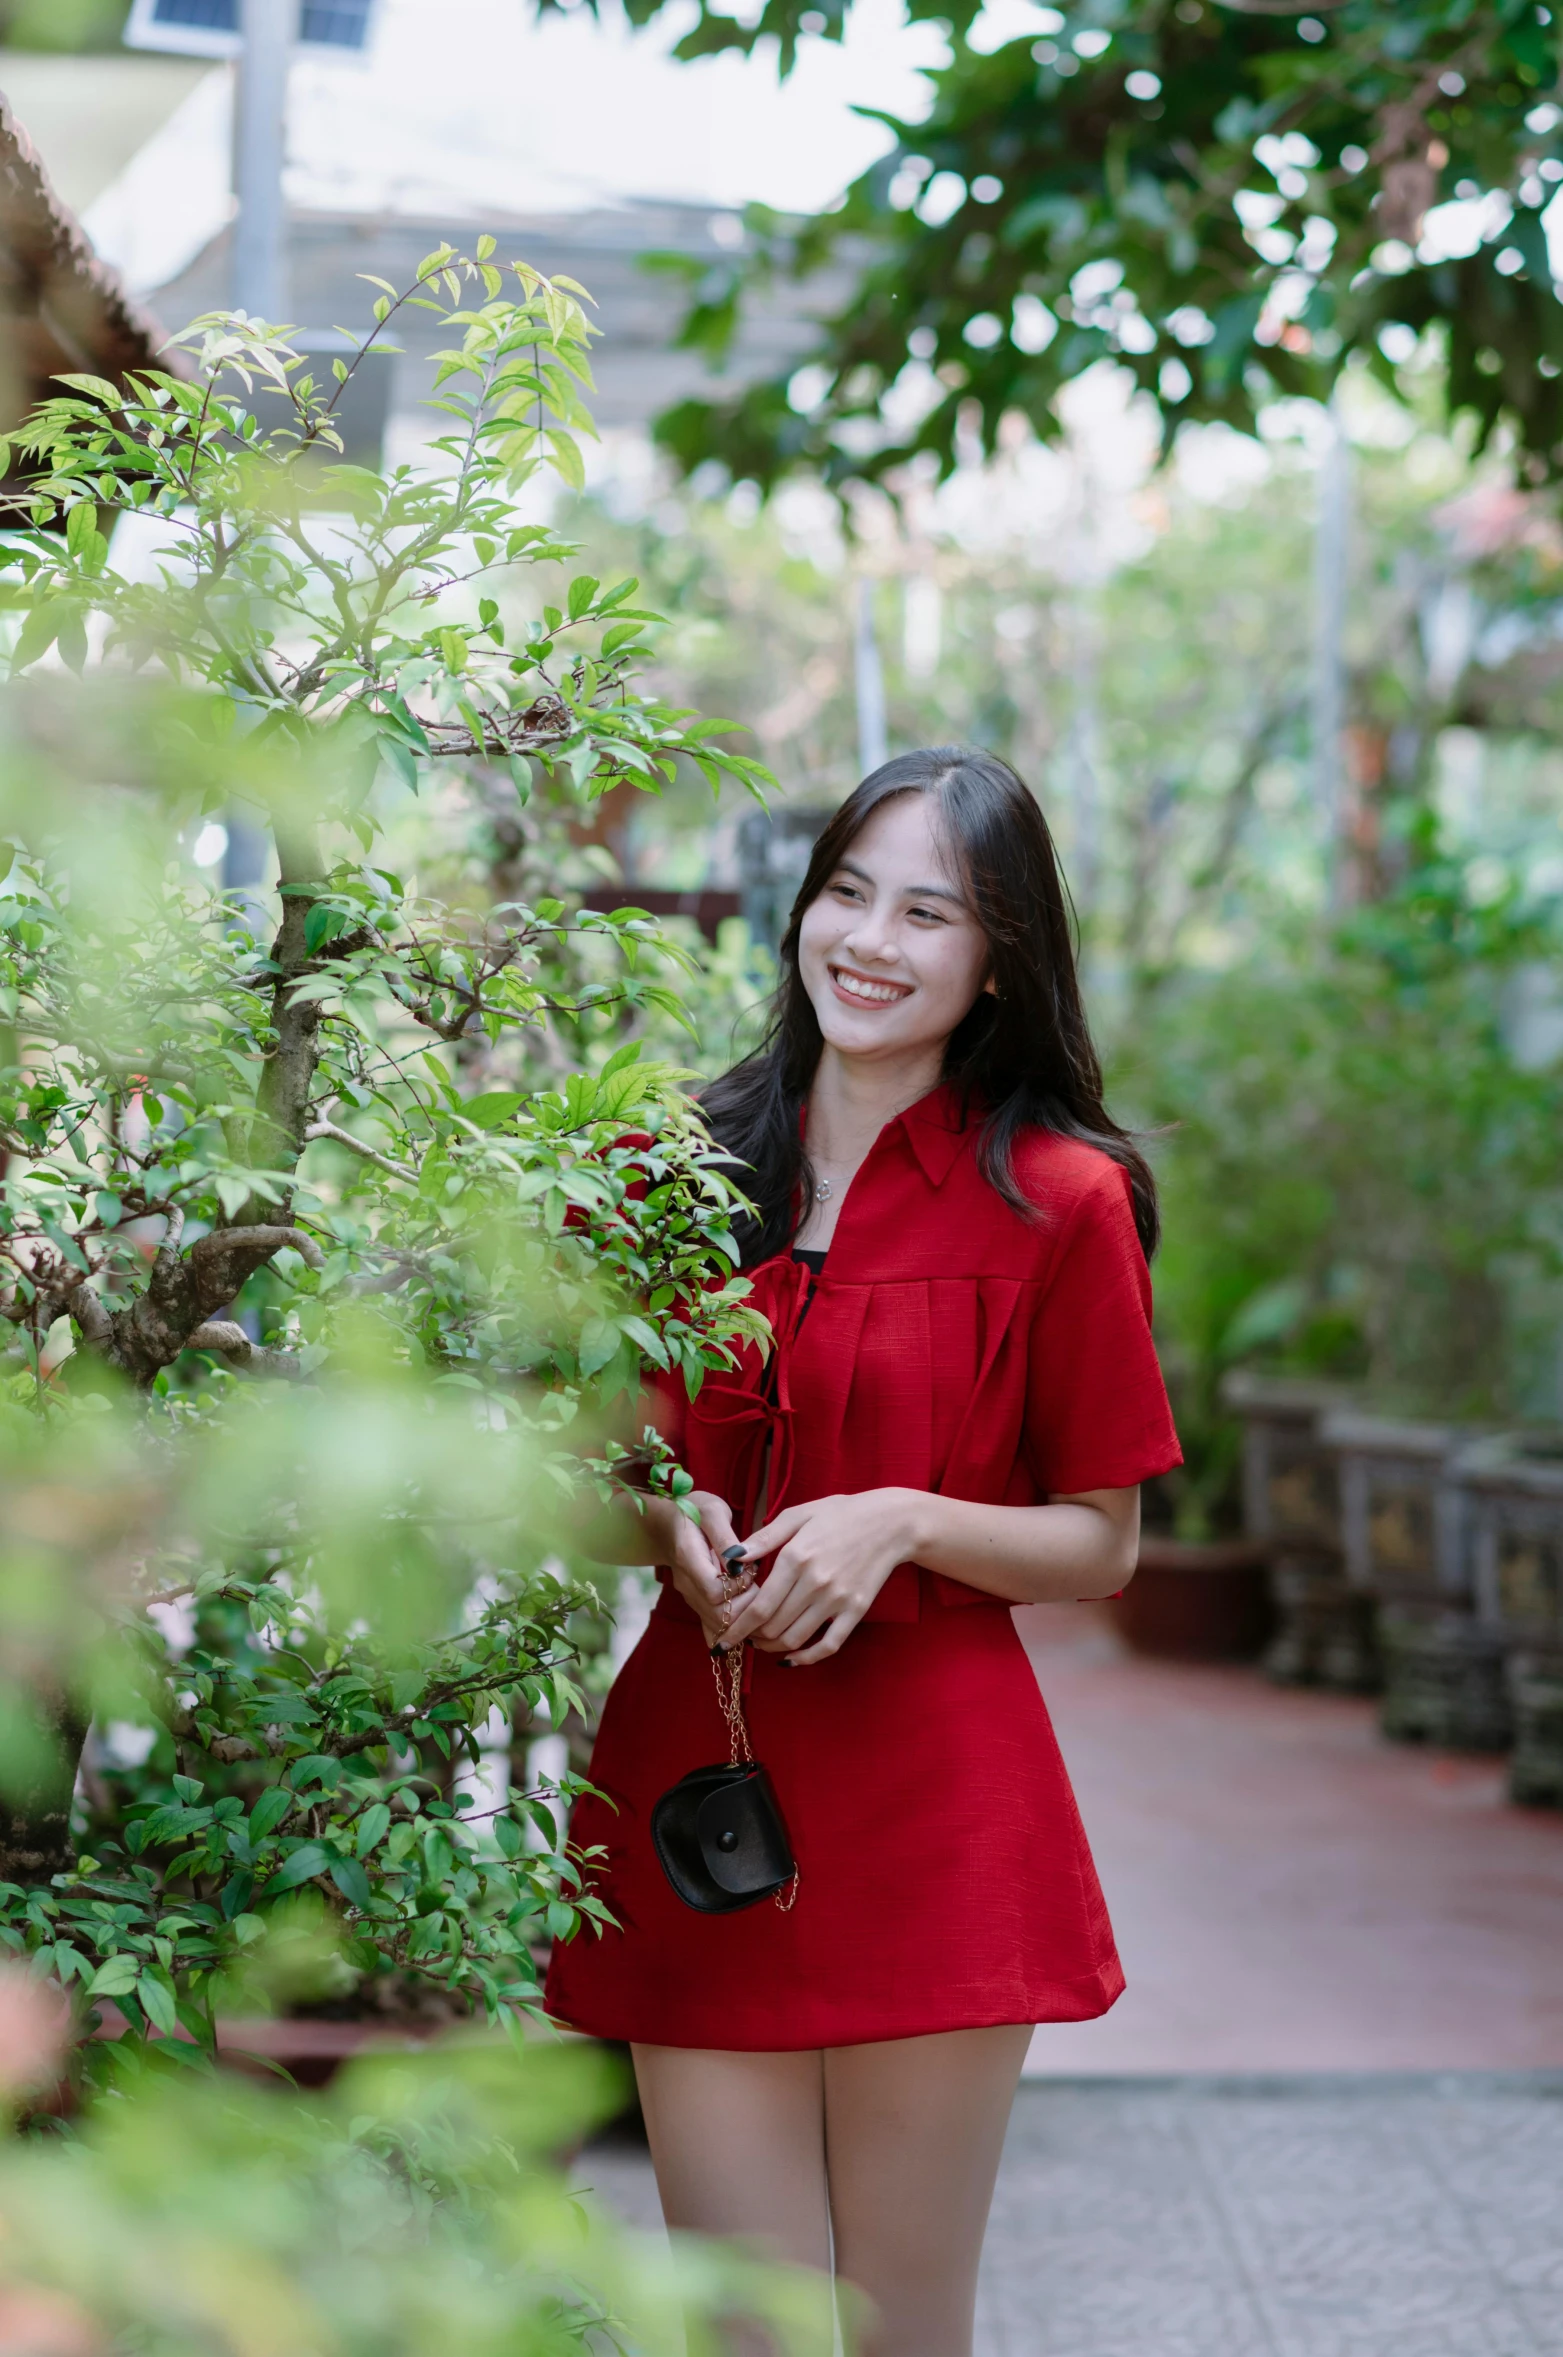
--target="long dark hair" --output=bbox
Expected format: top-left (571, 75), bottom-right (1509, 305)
top-left (703, 747), bottom-right (1159, 1264)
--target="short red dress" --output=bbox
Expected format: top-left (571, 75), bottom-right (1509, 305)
top-left (545, 1083), bottom-right (1181, 2050)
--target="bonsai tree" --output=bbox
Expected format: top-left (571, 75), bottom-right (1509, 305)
top-left (0, 245), bottom-right (769, 2064)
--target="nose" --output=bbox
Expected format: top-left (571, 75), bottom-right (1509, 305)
top-left (842, 899), bottom-right (902, 966)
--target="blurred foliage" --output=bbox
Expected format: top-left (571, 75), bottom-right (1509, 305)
top-left (0, 0), bottom-right (127, 51)
top-left (0, 247), bottom-right (774, 2064)
top-left (0, 1973), bottom-right (838, 2357)
top-left (647, 1), bottom-right (1563, 491)
top-left (1133, 858), bottom-right (1563, 1534)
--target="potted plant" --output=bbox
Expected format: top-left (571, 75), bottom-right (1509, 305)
top-left (1321, 1411), bottom-right (1509, 1753)
top-left (1452, 1432), bottom-right (1563, 1804)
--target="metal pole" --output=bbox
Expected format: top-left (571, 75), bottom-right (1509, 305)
top-left (855, 576), bottom-right (888, 779)
top-left (233, 0), bottom-right (292, 319)
top-left (1312, 393), bottom-right (1351, 909)
top-left (225, 4), bottom-right (291, 936)
top-left (1065, 588), bottom-right (1102, 915)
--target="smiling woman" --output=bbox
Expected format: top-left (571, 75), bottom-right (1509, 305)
top-left (547, 750), bottom-right (1181, 2357)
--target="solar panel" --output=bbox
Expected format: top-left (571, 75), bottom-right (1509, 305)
top-left (155, 0), bottom-right (237, 25)
top-left (125, 0), bottom-right (374, 54)
top-left (300, 1), bottom-right (371, 44)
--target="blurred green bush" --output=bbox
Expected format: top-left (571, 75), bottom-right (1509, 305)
top-left (0, 1966), bottom-right (836, 2356)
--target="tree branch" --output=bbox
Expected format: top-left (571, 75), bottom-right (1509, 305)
top-left (68, 1222), bottom-right (323, 1388)
top-left (302, 1119), bottom-right (417, 1183)
top-left (185, 1320), bottom-right (307, 1380)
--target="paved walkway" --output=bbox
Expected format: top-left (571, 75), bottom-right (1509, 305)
top-left (980, 2077), bottom-right (1563, 2357)
top-left (1016, 1604), bottom-right (1563, 2074)
top-left (578, 2079), bottom-right (1563, 2355)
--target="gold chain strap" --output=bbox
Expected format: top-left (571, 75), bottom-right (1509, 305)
top-left (712, 1644), bottom-right (754, 1767)
top-left (710, 1643), bottom-right (799, 1913)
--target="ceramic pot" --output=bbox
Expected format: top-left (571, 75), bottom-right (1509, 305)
top-left (1108, 1535), bottom-right (1274, 1662)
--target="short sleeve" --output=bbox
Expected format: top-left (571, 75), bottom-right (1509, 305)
top-left (1023, 1161), bottom-right (1182, 1494)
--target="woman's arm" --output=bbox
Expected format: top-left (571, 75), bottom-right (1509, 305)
top-left (905, 1487), bottom-right (1139, 1602)
top-left (574, 1487), bottom-right (755, 1647)
top-left (716, 1485), bottom-right (1139, 1665)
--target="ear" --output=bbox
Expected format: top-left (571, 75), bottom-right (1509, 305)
top-left (982, 972), bottom-right (998, 997)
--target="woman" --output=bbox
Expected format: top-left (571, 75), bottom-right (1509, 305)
top-left (547, 749), bottom-right (1181, 2357)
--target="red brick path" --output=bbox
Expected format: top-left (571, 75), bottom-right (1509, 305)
top-left (1016, 1604), bottom-right (1563, 2074)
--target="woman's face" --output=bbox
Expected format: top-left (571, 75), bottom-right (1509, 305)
top-left (796, 792), bottom-right (993, 1070)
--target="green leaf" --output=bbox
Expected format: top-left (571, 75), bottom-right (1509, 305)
top-left (53, 373), bottom-right (122, 408)
top-left (545, 430), bottom-right (585, 492)
top-left (10, 603), bottom-right (62, 670)
top-left (422, 1828), bottom-right (455, 1884)
top-left (328, 1855), bottom-right (372, 1910)
top-left (378, 735), bottom-right (419, 792)
top-left (248, 1787), bottom-right (292, 1840)
top-left (220, 1873), bottom-right (256, 1920)
top-left (137, 1973), bottom-right (179, 2037)
top-left (567, 574), bottom-right (599, 621)
top-left (355, 1803), bottom-right (391, 1857)
top-left (86, 1953), bottom-right (141, 2000)
top-left (462, 1091), bottom-right (525, 1130)
top-left (304, 903), bottom-right (348, 955)
top-left (598, 1039), bottom-right (643, 1083)
top-left (266, 1842), bottom-right (332, 1893)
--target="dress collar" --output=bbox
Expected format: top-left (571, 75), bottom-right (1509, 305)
top-left (797, 1076), bottom-right (976, 1200)
top-left (894, 1080), bottom-right (975, 1189)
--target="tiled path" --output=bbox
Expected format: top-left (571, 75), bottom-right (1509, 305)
top-left (579, 2079), bottom-right (1563, 2355)
top-left (574, 1605), bottom-right (1563, 2351)
top-left (1015, 1604), bottom-right (1563, 2074)
top-left (978, 2077), bottom-right (1563, 2357)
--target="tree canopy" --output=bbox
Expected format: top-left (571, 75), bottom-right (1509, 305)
top-left (638, 0), bottom-right (1563, 488)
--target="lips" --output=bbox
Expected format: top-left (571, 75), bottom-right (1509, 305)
top-left (829, 964), bottom-right (912, 1006)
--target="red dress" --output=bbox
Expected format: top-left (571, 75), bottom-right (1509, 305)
top-left (545, 1084), bottom-right (1181, 2050)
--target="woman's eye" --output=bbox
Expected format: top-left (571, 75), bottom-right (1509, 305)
top-left (909, 905), bottom-right (946, 924)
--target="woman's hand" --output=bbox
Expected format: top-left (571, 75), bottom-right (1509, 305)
top-left (641, 1489), bottom-right (754, 1649)
top-left (717, 1489), bottom-right (919, 1665)
top-left (717, 1483), bottom-right (1141, 1662)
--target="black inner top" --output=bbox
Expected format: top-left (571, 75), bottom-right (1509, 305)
top-left (792, 1248), bottom-right (828, 1274)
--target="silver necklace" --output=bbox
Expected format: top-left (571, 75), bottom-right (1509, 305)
top-left (814, 1176), bottom-right (832, 1203)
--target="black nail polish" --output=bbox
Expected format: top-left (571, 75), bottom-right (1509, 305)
top-left (712, 1643), bottom-right (728, 1657)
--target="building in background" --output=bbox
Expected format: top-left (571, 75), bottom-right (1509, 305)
top-left (0, 2), bottom-right (855, 473)
top-left (0, 85), bottom-right (168, 512)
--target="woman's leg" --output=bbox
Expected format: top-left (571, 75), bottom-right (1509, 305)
top-left (630, 2042), bottom-right (833, 2272)
top-left (823, 2024), bottom-right (1032, 2357)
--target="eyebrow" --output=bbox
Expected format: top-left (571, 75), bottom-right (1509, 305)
top-left (835, 858), bottom-right (968, 907)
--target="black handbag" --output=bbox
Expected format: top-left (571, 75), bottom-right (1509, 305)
top-left (651, 1645), bottom-right (799, 1914)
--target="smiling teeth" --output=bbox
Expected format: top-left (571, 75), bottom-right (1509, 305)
top-left (834, 969), bottom-right (907, 1003)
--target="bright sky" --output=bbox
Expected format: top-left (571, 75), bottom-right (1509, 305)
top-left (290, 0), bottom-right (949, 215)
top-left (88, 0), bottom-right (956, 292)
